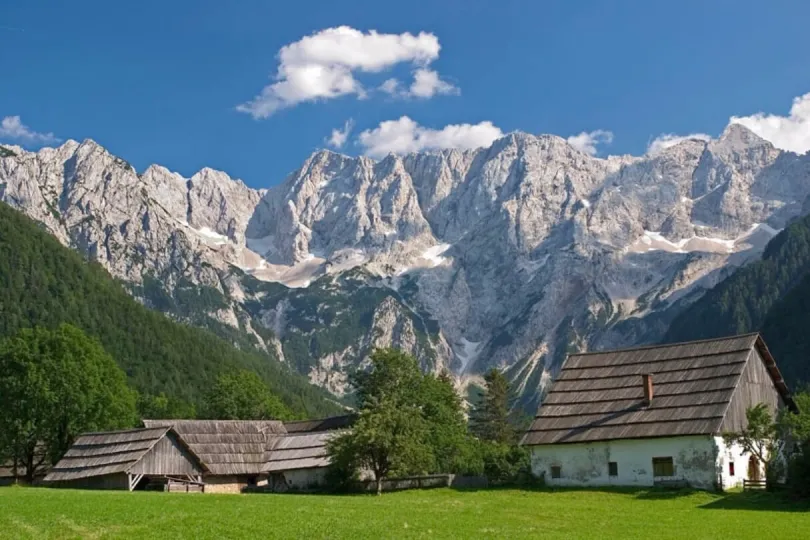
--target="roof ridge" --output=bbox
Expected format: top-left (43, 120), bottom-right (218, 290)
top-left (568, 333), bottom-right (760, 357)
top-left (78, 426), bottom-right (168, 436)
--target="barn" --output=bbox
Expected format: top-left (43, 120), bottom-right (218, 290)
top-left (265, 415), bottom-right (353, 491)
top-left (521, 334), bottom-right (798, 491)
top-left (46, 417), bottom-right (352, 493)
top-left (142, 419), bottom-right (287, 494)
top-left (44, 426), bottom-right (206, 491)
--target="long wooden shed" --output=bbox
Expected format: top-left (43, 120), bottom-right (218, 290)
top-left (44, 427), bottom-right (206, 491)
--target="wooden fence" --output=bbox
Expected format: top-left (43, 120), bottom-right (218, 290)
top-left (743, 479), bottom-right (767, 491)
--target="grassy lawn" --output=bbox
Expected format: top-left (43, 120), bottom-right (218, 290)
top-left (1, 486), bottom-right (809, 539)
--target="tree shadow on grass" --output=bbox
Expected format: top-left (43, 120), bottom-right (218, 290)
top-left (699, 491), bottom-right (810, 513)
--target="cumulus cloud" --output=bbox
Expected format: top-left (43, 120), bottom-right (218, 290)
top-left (237, 26), bottom-right (456, 118)
top-left (357, 116), bottom-right (503, 158)
top-left (729, 92), bottom-right (810, 155)
top-left (327, 119), bottom-right (354, 149)
top-left (566, 130), bottom-right (614, 156)
top-left (0, 116), bottom-right (60, 145)
top-left (379, 69), bottom-right (457, 99)
top-left (647, 133), bottom-right (712, 155)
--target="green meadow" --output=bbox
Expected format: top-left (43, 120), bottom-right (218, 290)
top-left (2, 486), bottom-right (809, 539)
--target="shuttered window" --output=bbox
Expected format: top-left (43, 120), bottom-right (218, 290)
top-left (729, 462), bottom-right (735, 476)
top-left (608, 462), bottom-right (618, 477)
top-left (550, 466), bottom-right (561, 479)
top-left (652, 457), bottom-right (674, 477)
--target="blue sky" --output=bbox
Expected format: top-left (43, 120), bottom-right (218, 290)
top-left (2, 0), bottom-right (809, 188)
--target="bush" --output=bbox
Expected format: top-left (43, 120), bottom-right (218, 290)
top-left (787, 441), bottom-right (810, 499)
top-left (479, 442), bottom-right (531, 485)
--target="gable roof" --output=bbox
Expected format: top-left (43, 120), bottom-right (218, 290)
top-left (264, 415), bottom-right (354, 473)
top-left (44, 427), bottom-right (187, 482)
top-left (282, 414), bottom-right (354, 434)
top-left (521, 333), bottom-right (796, 446)
top-left (142, 419), bottom-right (286, 476)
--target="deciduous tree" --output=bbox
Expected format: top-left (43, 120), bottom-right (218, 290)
top-left (0, 324), bottom-right (137, 482)
top-left (204, 370), bottom-right (292, 420)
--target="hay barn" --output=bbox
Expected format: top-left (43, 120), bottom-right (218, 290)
top-left (46, 415), bottom-right (354, 493)
top-left (265, 416), bottom-right (353, 491)
top-left (142, 419), bottom-right (286, 494)
top-left (521, 334), bottom-right (799, 490)
top-left (44, 427), bottom-right (206, 491)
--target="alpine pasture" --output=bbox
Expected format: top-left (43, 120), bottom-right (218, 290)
top-left (2, 486), bottom-right (808, 539)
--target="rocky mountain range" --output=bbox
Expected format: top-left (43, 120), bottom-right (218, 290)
top-left (2, 123), bottom-right (809, 410)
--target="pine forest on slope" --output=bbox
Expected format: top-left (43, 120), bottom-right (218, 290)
top-left (0, 201), bottom-right (342, 418)
top-left (664, 211), bottom-right (810, 386)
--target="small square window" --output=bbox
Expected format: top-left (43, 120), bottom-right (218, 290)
top-left (550, 465), bottom-right (561, 479)
top-left (729, 462), bottom-right (735, 477)
top-left (608, 462), bottom-right (618, 477)
top-left (652, 457), bottom-right (675, 477)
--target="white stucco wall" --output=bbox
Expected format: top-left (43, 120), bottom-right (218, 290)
top-left (714, 437), bottom-right (765, 490)
top-left (282, 468), bottom-right (327, 490)
top-left (529, 436), bottom-right (721, 490)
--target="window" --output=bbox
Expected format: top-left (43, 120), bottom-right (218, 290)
top-left (652, 457), bottom-right (675, 477)
top-left (729, 462), bottom-right (735, 477)
top-left (608, 462), bottom-right (618, 477)
top-left (550, 466), bottom-right (561, 479)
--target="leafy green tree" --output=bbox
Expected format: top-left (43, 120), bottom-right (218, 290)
top-left (723, 403), bottom-right (784, 486)
top-left (780, 391), bottom-right (810, 498)
top-left (0, 324), bottom-right (137, 482)
top-left (137, 392), bottom-right (197, 420)
top-left (471, 368), bottom-right (515, 444)
top-left (204, 370), bottom-right (293, 420)
top-left (327, 349), bottom-right (477, 494)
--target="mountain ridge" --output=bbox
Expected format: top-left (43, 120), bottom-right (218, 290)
top-left (3, 125), bottom-right (809, 409)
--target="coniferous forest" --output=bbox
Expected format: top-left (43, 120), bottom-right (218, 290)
top-left (664, 212), bottom-right (810, 387)
top-left (0, 202), bottom-right (342, 419)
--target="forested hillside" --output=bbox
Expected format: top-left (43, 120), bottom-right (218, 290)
top-left (664, 212), bottom-right (810, 386)
top-left (0, 202), bottom-right (342, 418)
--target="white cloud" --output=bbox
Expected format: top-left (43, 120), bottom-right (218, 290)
top-left (379, 78), bottom-right (401, 95)
top-left (357, 116), bottom-right (503, 158)
top-left (566, 130), bottom-right (613, 156)
top-left (327, 119), bottom-right (354, 149)
top-left (379, 69), bottom-right (457, 99)
top-left (0, 116), bottom-right (60, 146)
top-left (647, 133), bottom-right (712, 155)
top-left (729, 92), bottom-right (810, 155)
top-left (406, 69), bottom-right (458, 98)
top-left (237, 26), bottom-right (456, 118)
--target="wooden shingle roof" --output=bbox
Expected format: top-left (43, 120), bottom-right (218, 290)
top-left (265, 415), bottom-right (354, 472)
top-left (44, 427), bottom-right (173, 482)
top-left (142, 419), bottom-right (286, 476)
top-left (521, 333), bottom-right (794, 446)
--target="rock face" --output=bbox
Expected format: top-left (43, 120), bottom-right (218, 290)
top-left (2, 125), bottom-right (809, 409)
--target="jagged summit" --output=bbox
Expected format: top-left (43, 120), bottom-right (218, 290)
top-left (2, 130), bottom-right (809, 407)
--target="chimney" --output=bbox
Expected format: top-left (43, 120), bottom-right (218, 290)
top-left (643, 374), bottom-right (654, 404)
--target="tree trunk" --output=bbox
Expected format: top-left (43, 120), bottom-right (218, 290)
top-left (376, 476), bottom-right (383, 496)
top-left (25, 451), bottom-right (35, 484)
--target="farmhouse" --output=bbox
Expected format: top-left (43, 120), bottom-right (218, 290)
top-left (521, 334), bottom-right (798, 491)
top-left (45, 415), bottom-right (352, 493)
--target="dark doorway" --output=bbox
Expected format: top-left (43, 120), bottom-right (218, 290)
top-left (747, 456), bottom-right (761, 481)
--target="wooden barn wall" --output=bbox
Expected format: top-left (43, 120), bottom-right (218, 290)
top-left (129, 432), bottom-right (203, 476)
top-left (720, 350), bottom-right (784, 433)
top-left (52, 473), bottom-right (129, 490)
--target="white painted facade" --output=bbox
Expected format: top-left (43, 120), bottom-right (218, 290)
top-left (529, 435), bottom-right (764, 491)
top-left (280, 468), bottom-right (328, 491)
top-left (714, 437), bottom-right (765, 490)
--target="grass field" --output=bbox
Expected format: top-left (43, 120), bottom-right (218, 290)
top-left (2, 486), bottom-right (809, 539)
